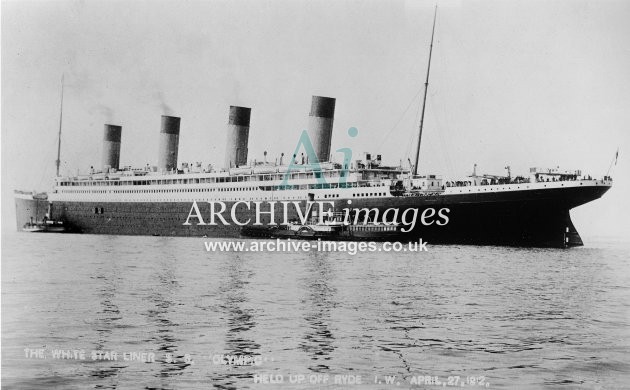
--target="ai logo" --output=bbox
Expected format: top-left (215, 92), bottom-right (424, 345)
top-left (279, 126), bottom-right (358, 188)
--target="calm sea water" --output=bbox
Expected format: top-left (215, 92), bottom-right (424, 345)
top-left (2, 233), bottom-right (629, 389)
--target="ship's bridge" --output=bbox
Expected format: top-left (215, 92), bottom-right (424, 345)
top-left (529, 167), bottom-right (582, 182)
top-left (406, 175), bottom-right (444, 191)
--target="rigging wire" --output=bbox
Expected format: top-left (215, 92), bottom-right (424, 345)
top-left (375, 87), bottom-right (424, 156)
top-left (36, 140), bottom-right (57, 189)
top-left (428, 93), bottom-right (456, 178)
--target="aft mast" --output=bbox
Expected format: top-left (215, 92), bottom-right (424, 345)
top-left (413, 5), bottom-right (437, 176)
top-left (55, 75), bottom-right (64, 177)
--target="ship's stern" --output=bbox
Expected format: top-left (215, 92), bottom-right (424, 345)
top-left (14, 191), bottom-right (49, 231)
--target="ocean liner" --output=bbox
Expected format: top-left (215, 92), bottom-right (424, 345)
top-left (14, 12), bottom-right (612, 248)
top-left (13, 90), bottom-right (613, 248)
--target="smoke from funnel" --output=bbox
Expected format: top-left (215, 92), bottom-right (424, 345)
top-left (154, 91), bottom-right (175, 116)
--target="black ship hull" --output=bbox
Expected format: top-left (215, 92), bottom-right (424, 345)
top-left (23, 183), bottom-right (610, 248)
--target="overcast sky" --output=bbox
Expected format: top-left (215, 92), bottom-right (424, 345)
top-left (2, 0), bottom-right (629, 237)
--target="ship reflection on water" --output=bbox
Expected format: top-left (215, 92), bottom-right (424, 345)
top-left (88, 260), bottom-right (125, 385)
top-left (299, 253), bottom-right (337, 372)
top-left (210, 255), bottom-right (261, 389)
top-left (143, 241), bottom-right (189, 385)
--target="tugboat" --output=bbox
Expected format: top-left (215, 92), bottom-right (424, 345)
top-left (272, 211), bottom-right (346, 239)
top-left (22, 217), bottom-right (67, 233)
top-left (246, 211), bottom-right (405, 241)
top-left (23, 220), bottom-right (46, 233)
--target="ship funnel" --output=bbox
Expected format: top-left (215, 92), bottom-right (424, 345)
top-left (158, 115), bottom-right (181, 172)
top-left (102, 124), bottom-right (122, 172)
top-left (224, 106), bottom-right (251, 169)
top-left (307, 96), bottom-right (336, 163)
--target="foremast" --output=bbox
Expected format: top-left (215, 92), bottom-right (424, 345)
top-left (55, 75), bottom-right (64, 177)
top-left (413, 5), bottom-right (437, 176)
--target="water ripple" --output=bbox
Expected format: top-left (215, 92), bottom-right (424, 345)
top-left (2, 234), bottom-right (630, 388)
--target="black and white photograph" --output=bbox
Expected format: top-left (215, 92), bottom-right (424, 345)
top-left (2, 0), bottom-right (629, 388)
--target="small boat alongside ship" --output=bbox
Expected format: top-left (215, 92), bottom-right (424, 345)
top-left (22, 219), bottom-right (67, 233)
top-left (15, 190), bottom-right (68, 233)
top-left (242, 211), bottom-right (404, 240)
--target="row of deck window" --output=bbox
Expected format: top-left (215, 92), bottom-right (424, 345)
top-left (58, 181), bottom-right (377, 195)
top-left (58, 170), bottom-right (348, 187)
